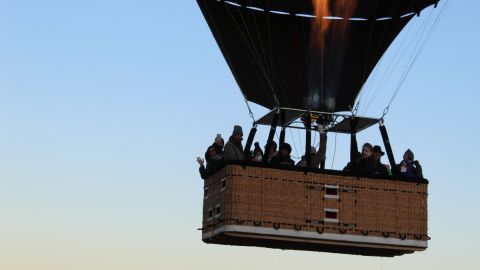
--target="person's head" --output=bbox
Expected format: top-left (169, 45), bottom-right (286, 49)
top-left (403, 149), bottom-right (414, 161)
top-left (266, 141), bottom-right (277, 155)
top-left (252, 142), bottom-right (263, 162)
top-left (214, 134), bottom-right (224, 146)
top-left (362, 143), bottom-right (373, 159)
top-left (373, 145), bottom-right (385, 161)
top-left (279, 143), bottom-right (292, 157)
top-left (207, 146), bottom-right (217, 159)
top-left (231, 125), bottom-right (243, 142)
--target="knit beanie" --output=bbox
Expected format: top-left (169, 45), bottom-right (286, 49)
top-left (232, 125), bottom-right (243, 136)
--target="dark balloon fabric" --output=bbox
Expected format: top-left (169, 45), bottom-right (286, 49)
top-left (197, 0), bottom-right (439, 111)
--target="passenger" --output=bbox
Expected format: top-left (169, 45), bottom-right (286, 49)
top-left (223, 125), bottom-right (245, 161)
top-left (251, 142), bottom-right (263, 163)
top-left (265, 141), bottom-right (278, 162)
top-left (197, 146), bottom-right (224, 180)
top-left (296, 146), bottom-right (320, 168)
top-left (357, 143), bottom-right (376, 175)
top-left (204, 134), bottom-right (224, 160)
top-left (397, 149), bottom-right (423, 179)
top-left (269, 143), bottom-right (295, 167)
top-left (343, 151), bottom-right (361, 172)
top-left (372, 145), bottom-right (388, 177)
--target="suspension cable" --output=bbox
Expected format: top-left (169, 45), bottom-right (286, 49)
top-left (289, 128), bottom-right (300, 160)
top-left (201, 1), bottom-right (265, 123)
top-left (381, 0), bottom-right (449, 119)
top-left (330, 133), bottom-right (338, 170)
top-left (243, 96), bottom-right (256, 126)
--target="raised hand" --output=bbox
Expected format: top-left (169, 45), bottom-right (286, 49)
top-left (196, 157), bottom-right (205, 167)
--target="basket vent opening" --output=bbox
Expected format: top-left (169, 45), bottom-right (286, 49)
top-left (325, 210), bottom-right (337, 219)
top-left (326, 187), bottom-right (338, 196)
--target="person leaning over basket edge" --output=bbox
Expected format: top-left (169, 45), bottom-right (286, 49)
top-left (197, 146), bottom-right (223, 180)
top-left (204, 134), bottom-right (224, 160)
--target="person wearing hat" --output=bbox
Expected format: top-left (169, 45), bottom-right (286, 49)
top-left (223, 125), bottom-right (245, 161)
top-left (269, 143), bottom-right (294, 167)
top-left (372, 145), bottom-right (389, 177)
top-left (397, 149), bottom-right (423, 178)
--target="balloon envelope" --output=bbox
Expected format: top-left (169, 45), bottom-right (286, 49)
top-left (197, 0), bottom-right (439, 112)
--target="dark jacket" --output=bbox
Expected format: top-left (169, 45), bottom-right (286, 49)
top-left (296, 154), bottom-right (320, 168)
top-left (373, 161), bottom-right (389, 178)
top-left (343, 151), bottom-right (362, 173)
top-left (269, 153), bottom-right (295, 167)
top-left (204, 142), bottom-right (224, 160)
top-left (397, 160), bottom-right (423, 179)
top-left (199, 154), bottom-right (224, 180)
top-left (223, 136), bottom-right (244, 161)
top-left (357, 156), bottom-right (376, 175)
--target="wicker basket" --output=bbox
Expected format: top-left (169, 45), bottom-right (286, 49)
top-left (202, 165), bottom-right (428, 257)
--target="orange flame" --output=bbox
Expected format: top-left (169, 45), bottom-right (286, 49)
top-left (312, 0), bottom-right (330, 36)
top-left (311, 0), bottom-right (358, 44)
top-left (309, 0), bottom-right (359, 110)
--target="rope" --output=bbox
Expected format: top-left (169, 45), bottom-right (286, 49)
top-left (352, 102), bottom-right (360, 116)
top-left (381, 0), bottom-right (449, 119)
top-left (361, 11), bottom-right (420, 115)
top-left (355, 0), bottom-right (402, 114)
top-left (223, 2), bottom-right (278, 107)
top-left (330, 133), bottom-right (338, 169)
top-left (245, 4), bottom-right (283, 108)
top-left (289, 128), bottom-right (300, 160)
top-left (201, 1), bottom-right (269, 120)
top-left (243, 97), bottom-right (256, 125)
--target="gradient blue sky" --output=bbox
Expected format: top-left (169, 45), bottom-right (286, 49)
top-left (1, 1), bottom-right (478, 269)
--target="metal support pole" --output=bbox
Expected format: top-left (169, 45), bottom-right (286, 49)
top-left (305, 112), bottom-right (312, 168)
top-left (379, 120), bottom-right (397, 174)
top-left (279, 128), bottom-right (286, 146)
top-left (262, 112), bottom-right (279, 164)
top-left (243, 126), bottom-right (257, 160)
top-left (279, 110), bottom-right (286, 145)
top-left (319, 131), bottom-right (327, 169)
top-left (350, 118), bottom-right (359, 165)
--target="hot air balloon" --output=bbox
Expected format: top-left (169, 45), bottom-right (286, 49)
top-left (197, 0), bottom-right (440, 257)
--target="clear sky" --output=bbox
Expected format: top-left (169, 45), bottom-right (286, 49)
top-left (0, 0), bottom-right (478, 269)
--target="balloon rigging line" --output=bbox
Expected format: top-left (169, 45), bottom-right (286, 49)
top-left (361, 10), bottom-right (431, 115)
top-left (224, 5), bottom-right (280, 107)
top-left (357, 0), bottom-right (402, 111)
top-left (289, 128), bottom-right (300, 160)
top-left (382, 0), bottom-right (449, 117)
top-left (355, 0), bottom-right (403, 114)
top-left (362, 12), bottom-right (423, 114)
top-left (331, 133), bottom-right (338, 170)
